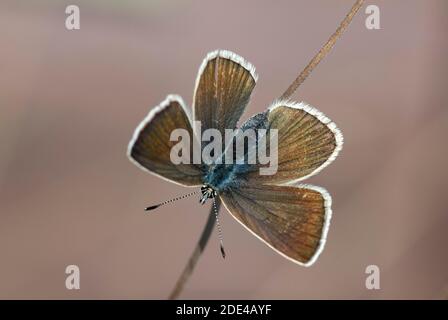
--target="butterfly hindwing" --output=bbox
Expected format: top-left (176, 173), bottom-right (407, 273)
top-left (128, 95), bottom-right (203, 186)
top-left (236, 101), bottom-right (343, 184)
top-left (220, 183), bottom-right (331, 266)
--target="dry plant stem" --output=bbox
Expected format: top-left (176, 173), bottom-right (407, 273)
top-left (169, 198), bottom-right (221, 299)
top-left (279, 0), bottom-right (365, 100)
top-left (168, 0), bottom-right (364, 300)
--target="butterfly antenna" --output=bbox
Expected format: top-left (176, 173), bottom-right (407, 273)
top-left (145, 190), bottom-right (199, 211)
top-left (212, 197), bottom-right (226, 259)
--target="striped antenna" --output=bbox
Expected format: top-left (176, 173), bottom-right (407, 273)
top-left (145, 190), bottom-right (199, 211)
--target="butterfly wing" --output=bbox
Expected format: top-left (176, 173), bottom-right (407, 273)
top-left (220, 183), bottom-right (331, 266)
top-left (193, 50), bottom-right (257, 136)
top-left (237, 100), bottom-right (343, 184)
top-left (128, 95), bottom-right (203, 186)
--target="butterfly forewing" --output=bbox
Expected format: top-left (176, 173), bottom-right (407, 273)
top-left (240, 101), bottom-right (343, 184)
top-left (128, 95), bottom-right (203, 186)
top-left (220, 183), bottom-right (331, 266)
top-left (193, 50), bottom-right (257, 137)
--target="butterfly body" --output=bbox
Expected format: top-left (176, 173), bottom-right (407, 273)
top-left (202, 112), bottom-right (271, 191)
top-left (128, 49), bottom-right (343, 266)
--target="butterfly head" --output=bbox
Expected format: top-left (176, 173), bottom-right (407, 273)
top-left (142, 183), bottom-right (225, 257)
top-left (200, 185), bottom-right (217, 205)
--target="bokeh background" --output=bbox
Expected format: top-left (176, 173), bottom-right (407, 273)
top-left (1, 0), bottom-right (447, 299)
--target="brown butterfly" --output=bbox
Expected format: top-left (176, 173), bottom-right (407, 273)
top-left (128, 50), bottom-right (343, 266)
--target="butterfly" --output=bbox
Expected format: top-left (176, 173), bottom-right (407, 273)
top-left (128, 50), bottom-right (343, 266)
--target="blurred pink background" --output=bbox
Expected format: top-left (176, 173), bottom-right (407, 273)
top-left (0, 0), bottom-right (447, 299)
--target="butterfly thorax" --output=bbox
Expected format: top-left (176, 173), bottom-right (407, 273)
top-left (203, 163), bottom-right (242, 192)
top-left (201, 112), bottom-right (269, 193)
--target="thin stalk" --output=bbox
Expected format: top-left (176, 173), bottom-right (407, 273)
top-left (169, 198), bottom-right (221, 299)
top-left (279, 0), bottom-right (365, 100)
top-left (168, 0), bottom-right (364, 299)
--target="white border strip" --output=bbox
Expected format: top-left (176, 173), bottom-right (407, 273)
top-left (127, 94), bottom-right (198, 187)
top-left (295, 184), bottom-right (332, 266)
top-left (220, 184), bottom-right (332, 267)
top-left (268, 99), bottom-right (344, 184)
